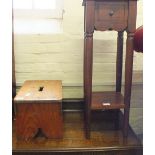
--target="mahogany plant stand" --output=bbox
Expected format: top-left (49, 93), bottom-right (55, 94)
top-left (83, 0), bottom-right (137, 139)
top-left (14, 80), bottom-right (63, 140)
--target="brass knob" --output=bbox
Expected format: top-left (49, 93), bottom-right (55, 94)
top-left (109, 10), bottom-right (114, 16)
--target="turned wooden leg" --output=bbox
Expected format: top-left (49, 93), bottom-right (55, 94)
top-left (84, 32), bottom-right (93, 139)
top-left (115, 31), bottom-right (124, 130)
top-left (116, 31), bottom-right (124, 92)
top-left (123, 32), bottom-right (134, 137)
top-left (83, 0), bottom-right (95, 139)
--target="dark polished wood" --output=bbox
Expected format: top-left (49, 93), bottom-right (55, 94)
top-left (12, 150), bottom-right (143, 155)
top-left (115, 31), bottom-right (124, 129)
top-left (84, 0), bottom-right (95, 139)
top-left (123, 32), bottom-right (135, 137)
top-left (83, 0), bottom-right (137, 138)
top-left (94, 0), bottom-right (128, 31)
top-left (116, 31), bottom-right (124, 92)
top-left (14, 80), bottom-right (63, 140)
top-left (13, 111), bottom-right (142, 155)
top-left (91, 91), bottom-right (124, 110)
top-left (123, 0), bottom-right (137, 137)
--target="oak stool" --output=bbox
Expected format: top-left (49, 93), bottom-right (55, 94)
top-left (14, 80), bottom-right (63, 140)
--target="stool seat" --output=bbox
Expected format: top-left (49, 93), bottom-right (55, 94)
top-left (14, 80), bottom-right (63, 140)
top-left (14, 80), bottom-right (62, 103)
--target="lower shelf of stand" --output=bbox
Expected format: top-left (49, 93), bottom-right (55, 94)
top-left (91, 91), bottom-right (125, 110)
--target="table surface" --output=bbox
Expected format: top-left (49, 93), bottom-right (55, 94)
top-left (13, 111), bottom-right (142, 153)
top-left (14, 80), bottom-right (62, 103)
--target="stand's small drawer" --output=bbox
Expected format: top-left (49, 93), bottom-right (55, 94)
top-left (95, 1), bottom-right (128, 31)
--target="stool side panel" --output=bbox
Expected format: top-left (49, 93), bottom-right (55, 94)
top-left (15, 102), bottom-right (63, 140)
top-left (40, 103), bottom-right (63, 139)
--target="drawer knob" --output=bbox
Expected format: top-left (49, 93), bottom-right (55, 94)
top-left (109, 10), bottom-right (114, 16)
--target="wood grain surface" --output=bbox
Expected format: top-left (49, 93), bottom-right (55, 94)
top-left (14, 80), bottom-right (63, 140)
top-left (91, 91), bottom-right (125, 110)
top-left (94, 0), bottom-right (128, 31)
top-left (14, 80), bottom-right (62, 103)
top-left (15, 103), bottom-right (63, 140)
top-left (13, 111), bottom-right (142, 154)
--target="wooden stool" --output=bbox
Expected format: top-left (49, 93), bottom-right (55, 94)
top-left (14, 80), bottom-right (63, 140)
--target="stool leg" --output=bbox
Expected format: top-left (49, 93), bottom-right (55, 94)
top-left (40, 104), bottom-right (63, 139)
top-left (16, 104), bottom-right (38, 140)
top-left (123, 32), bottom-right (134, 137)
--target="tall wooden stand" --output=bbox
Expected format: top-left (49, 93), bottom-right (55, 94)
top-left (83, 0), bottom-right (137, 139)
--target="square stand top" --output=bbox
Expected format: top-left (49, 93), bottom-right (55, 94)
top-left (14, 80), bottom-right (62, 103)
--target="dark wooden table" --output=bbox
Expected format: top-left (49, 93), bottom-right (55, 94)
top-left (83, 0), bottom-right (138, 139)
top-left (13, 110), bottom-right (142, 155)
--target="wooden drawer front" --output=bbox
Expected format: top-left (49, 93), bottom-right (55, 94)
top-left (95, 1), bottom-right (128, 31)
